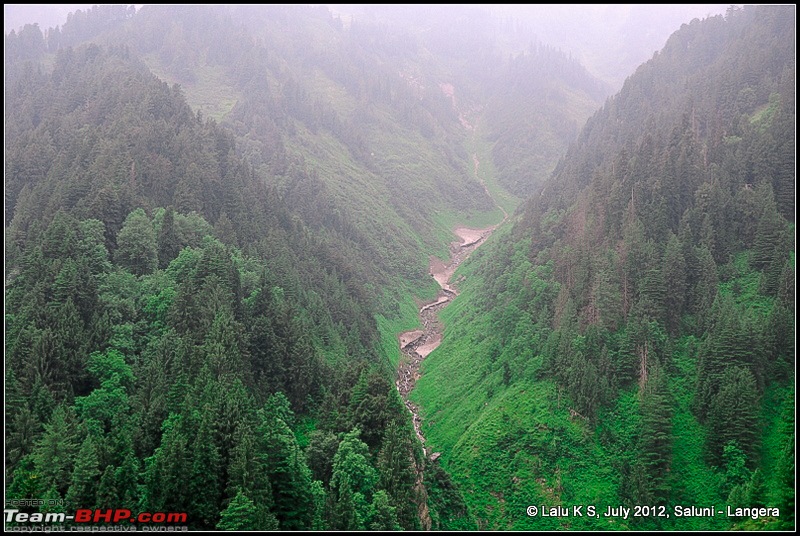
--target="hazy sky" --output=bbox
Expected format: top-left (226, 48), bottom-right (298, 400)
top-left (5, 3), bottom-right (734, 88)
top-left (484, 4), bottom-right (732, 86)
top-left (3, 4), bottom-right (732, 35)
top-left (4, 4), bottom-right (93, 34)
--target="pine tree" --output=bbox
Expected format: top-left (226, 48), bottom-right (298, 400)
top-left (708, 366), bottom-right (759, 464)
top-left (638, 360), bottom-right (673, 503)
top-left (5, 406), bottom-right (41, 471)
top-left (214, 211), bottom-right (239, 246)
top-left (692, 245), bottom-right (717, 329)
top-left (65, 435), bottom-right (101, 508)
top-left (369, 490), bottom-right (401, 530)
top-left (96, 465), bottom-right (119, 508)
top-left (115, 208), bottom-right (157, 275)
top-left (377, 420), bottom-right (419, 530)
top-left (722, 440), bottom-right (750, 493)
top-left (752, 200), bottom-right (787, 270)
top-left (49, 298), bottom-right (90, 397)
top-left (309, 480), bottom-right (327, 530)
top-left (217, 490), bottom-right (257, 531)
top-left (331, 428), bottom-right (378, 529)
top-left (141, 414), bottom-right (192, 515)
top-left (202, 310), bottom-right (248, 381)
top-left (773, 399), bottom-right (795, 528)
top-left (637, 262), bottom-right (667, 324)
top-left (157, 206), bottom-right (181, 269)
top-left (257, 397), bottom-right (313, 530)
top-left (306, 429), bottom-right (339, 485)
top-left (190, 410), bottom-right (223, 528)
top-left (7, 456), bottom-right (44, 503)
top-left (41, 210), bottom-right (79, 262)
top-left (76, 349), bottom-right (134, 433)
top-left (348, 369), bottom-right (396, 451)
top-left (764, 298), bottom-right (794, 380)
top-left (226, 426), bottom-right (278, 530)
top-left (114, 449), bottom-right (141, 512)
top-left (567, 353), bottom-right (601, 419)
top-left (31, 405), bottom-right (80, 496)
top-left (591, 268), bottom-right (622, 331)
top-left (5, 368), bottom-right (41, 469)
top-left (662, 233), bottom-right (687, 334)
top-left (695, 295), bottom-right (757, 418)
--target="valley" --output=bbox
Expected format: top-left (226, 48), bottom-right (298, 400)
top-left (396, 147), bottom-right (511, 455)
top-left (3, 4), bottom-right (794, 532)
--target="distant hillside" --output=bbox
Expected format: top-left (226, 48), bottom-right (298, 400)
top-left (489, 4), bottom-right (732, 89)
top-left (4, 4), bottom-right (93, 34)
top-left (324, 4), bottom-right (609, 197)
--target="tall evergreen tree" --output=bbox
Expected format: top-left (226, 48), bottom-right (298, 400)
top-left (30, 405), bottom-right (80, 497)
top-left (257, 396), bottom-right (313, 530)
top-left (65, 435), bottom-right (101, 508)
top-left (377, 420), bottom-right (420, 530)
top-left (157, 206), bottom-right (181, 269)
top-left (217, 491), bottom-right (258, 531)
top-left (637, 360), bottom-right (673, 503)
top-left (708, 366), bottom-right (759, 464)
top-left (114, 208), bottom-right (158, 276)
top-left (331, 428), bottom-right (379, 530)
top-left (141, 414), bottom-right (192, 514)
top-left (662, 233), bottom-right (687, 334)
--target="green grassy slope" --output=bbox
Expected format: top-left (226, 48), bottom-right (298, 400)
top-left (414, 244), bottom-right (794, 530)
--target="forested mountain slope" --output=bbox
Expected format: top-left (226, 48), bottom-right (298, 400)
top-left (4, 41), bottom-right (428, 530)
top-left (414, 5), bottom-right (795, 530)
top-left (4, 4), bottom-right (608, 531)
top-left (125, 5), bottom-right (492, 271)
top-left (7, 4), bottom-right (792, 532)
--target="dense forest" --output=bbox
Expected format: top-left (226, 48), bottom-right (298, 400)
top-left (413, 5), bottom-right (795, 530)
top-left (4, 4), bottom-right (795, 532)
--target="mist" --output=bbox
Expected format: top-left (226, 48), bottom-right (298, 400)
top-left (4, 4), bottom-right (793, 532)
top-left (8, 3), bottom-right (732, 89)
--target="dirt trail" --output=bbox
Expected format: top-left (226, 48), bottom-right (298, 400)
top-left (396, 153), bottom-right (507, 456)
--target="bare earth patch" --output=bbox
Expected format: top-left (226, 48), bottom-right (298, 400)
top-left (416, 334), bottom-right (442, 358)
top-left (420, 296), bottom-right (449, 313)
top-left (399, 330), bottom-right (425, 349)
top-left (429, 256), bottom-right (451, 291)
top-left (453, 226), bottom-right (487, 246)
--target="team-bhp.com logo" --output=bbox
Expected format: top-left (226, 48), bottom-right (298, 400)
top-left (5, 506), bottom-right (188, 531)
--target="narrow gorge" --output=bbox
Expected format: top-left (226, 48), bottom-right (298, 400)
top-left (396, 154), bottom-right (508, 455)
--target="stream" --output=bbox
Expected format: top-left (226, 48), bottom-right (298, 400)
top-left (396, 154), bottom-right (507, 457)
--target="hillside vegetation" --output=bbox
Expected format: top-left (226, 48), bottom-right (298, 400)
top-left (414, 5), bottom-right (795, 530)
top-left (4, 4), bottom-right (793, 532)
top-left (3, 4), bottom-right (608, 530)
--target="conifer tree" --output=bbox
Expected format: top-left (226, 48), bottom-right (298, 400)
top-left (217, 491), bottom-right (258, 531)
top-left (115, 208), bottom-right (157, 275)
top-left (638, 359), bottom-right (673, 503)
top-left (190, 410), bottom-right (223, 528)
top-left (662, 233), bottom-right (687, 334)
top-left (157, 206), bottom-right (181, 269)
top-left (708, 366), bottom-right (759, 464)
top-left (331, 428), bottom-right (379, 529)
top-left (31, 405), bottom-right (80, 497)
top-left (377, 420), bottom-right (420, 530)
top-left (258, 396), bottom-right (313, 529)
top-left (65, 435), bottom-right (101, 509)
